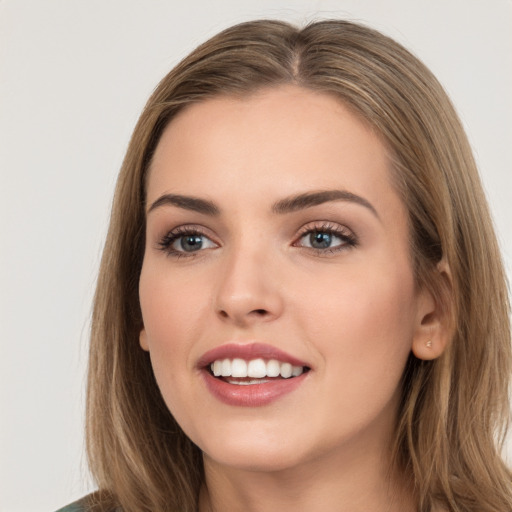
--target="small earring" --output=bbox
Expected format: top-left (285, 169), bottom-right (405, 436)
top-left (426, 339), bottom-right (432, 348)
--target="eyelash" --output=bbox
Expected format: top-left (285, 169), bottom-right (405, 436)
top-left (157, 222), bottom-right (358, 258)
top-left (293, 222), bottom-right (358, 255)
top-left (157, 225), bottom-right (214, 259)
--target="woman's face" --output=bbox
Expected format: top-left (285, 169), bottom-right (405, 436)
top-left (139, 85), bottom-right (432, 473)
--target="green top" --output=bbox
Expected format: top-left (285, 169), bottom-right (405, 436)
top-left (55, 493), bottom-right (122, 512)
top-left (54, 499), bottom-right (86, 512)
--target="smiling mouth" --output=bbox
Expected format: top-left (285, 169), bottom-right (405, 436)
top-left (208, 358), bottom-right (310, 385)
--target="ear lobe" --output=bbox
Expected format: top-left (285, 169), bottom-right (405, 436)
top-left (411, 260), bottom-right (453, 361)
top-left (139, 328), bottom-right (149, 351)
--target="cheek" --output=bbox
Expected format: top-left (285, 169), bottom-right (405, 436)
top-left (138, 265), bottom-right (209, 401)
top-left (139, 261), bottom-right (208, 343)
top-left (295, 262), bottom-right (417, 381)
top-left (288, 264), bottom-right (417, 435)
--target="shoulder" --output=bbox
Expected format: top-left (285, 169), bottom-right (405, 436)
top-left (54, 498), bottom-right (87, 512)
top-left (54, 493), bottom-right (121, 512)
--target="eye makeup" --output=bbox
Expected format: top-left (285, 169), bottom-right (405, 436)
top-left (156, 219), bottom-right (358, 260)
top-left (293, 221), bottom-right (358, 256)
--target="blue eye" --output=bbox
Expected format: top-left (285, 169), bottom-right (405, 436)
top-left (159, 228), bottom-right (217, 256)
top-left (296, 225), bottom-right (357, 253)
top-left (174, 234), bottom-right (207, 252)
top-left (308, 231), bottom-right (335, 249)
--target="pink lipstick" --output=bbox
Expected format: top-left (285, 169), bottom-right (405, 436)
top-left (198, 343), bottom-right (310, 407)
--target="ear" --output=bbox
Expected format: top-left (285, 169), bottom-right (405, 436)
top-left (139, 328), bottom-right (149, 351)
top-left (411, 260), bottom-right (452, 361)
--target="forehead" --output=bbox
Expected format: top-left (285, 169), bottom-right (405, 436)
top-left (147, 85), bottom-right (401, 218)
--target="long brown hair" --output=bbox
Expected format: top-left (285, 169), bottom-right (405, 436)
top-left (85, 19), bottom-right (512, 512)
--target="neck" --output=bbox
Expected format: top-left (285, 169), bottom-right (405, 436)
top-left (199, 442), bottom-right (416, 512)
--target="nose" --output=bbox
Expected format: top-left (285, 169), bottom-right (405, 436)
top-left (214, 245), bottom-right (284, 327)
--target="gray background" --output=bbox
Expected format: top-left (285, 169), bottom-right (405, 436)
top-left (1, 1), bottom-right (511, 510)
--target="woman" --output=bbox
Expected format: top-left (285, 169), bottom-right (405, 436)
top-left (59, 19), bottom-right (512, 512)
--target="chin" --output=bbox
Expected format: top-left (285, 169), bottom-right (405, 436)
top-left (203, 444), bottom-right (306, 473)
top-left (196, 423), bottom-right (310, 473)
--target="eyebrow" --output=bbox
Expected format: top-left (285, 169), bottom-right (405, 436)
top-left (147, 194), bottom-right (220, 215)
top-left (272, 190), bottom-right (379, 218)
top-left (147, 189), bottom-right (378, 219)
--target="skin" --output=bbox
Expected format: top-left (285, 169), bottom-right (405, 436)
top-left (139, 85), bottom-right (445, 512)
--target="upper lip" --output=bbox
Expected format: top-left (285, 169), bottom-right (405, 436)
top-left (197, 342), bottom-right (309, 369)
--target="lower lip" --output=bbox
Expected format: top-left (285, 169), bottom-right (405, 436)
top-left (201, 370), bottom-right (308, 407)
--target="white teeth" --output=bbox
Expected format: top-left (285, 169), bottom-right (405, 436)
top-left (221, 359), bottom-right (231, 377)
top-left (292, 365), bottom-right (303, 377)
top-left (247, 358), bottom-right (267, 378)
top-left (231, 358), bottom-right (248, 377)
top-left (212, 360), bottom-right (222, 377)
top-left (280, 362), bottom-right (293, 379)
top-left (209, 358), bottom-right (305, 379)
top-left (266, 359), bottom-right (280, 377)
top-left (227, 378), bottom-right (271, 385)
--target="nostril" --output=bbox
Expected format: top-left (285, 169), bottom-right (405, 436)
top-left (216, 307), bottom-right (273, 322)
